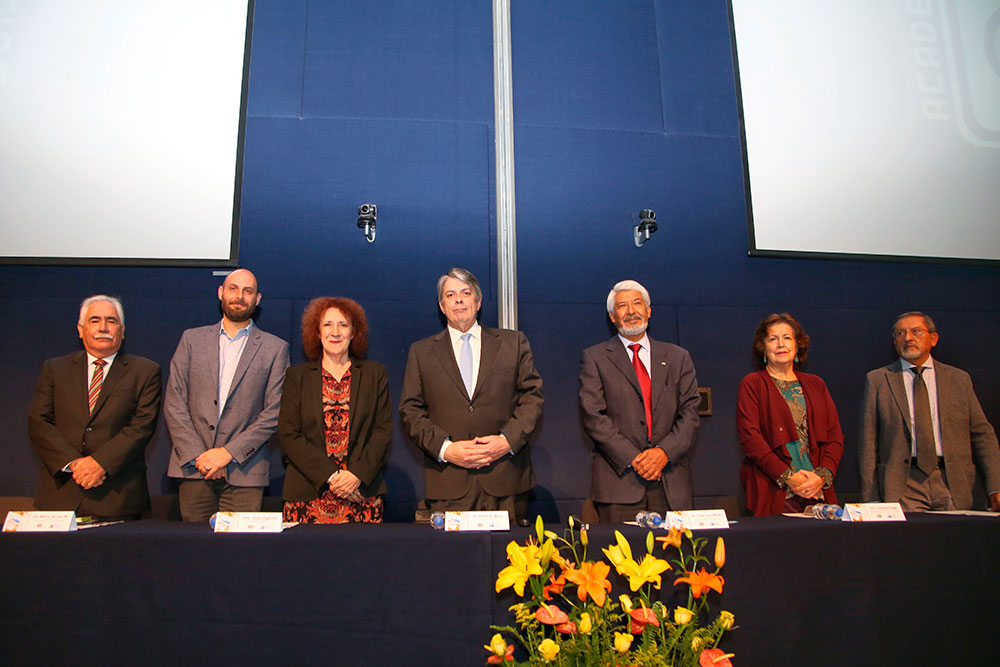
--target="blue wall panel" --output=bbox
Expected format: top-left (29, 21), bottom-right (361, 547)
top-left (302, 0), bottom-right (493, 122)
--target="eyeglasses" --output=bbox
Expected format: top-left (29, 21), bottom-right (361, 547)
top-left (892, 327), bottom-right (932, 340)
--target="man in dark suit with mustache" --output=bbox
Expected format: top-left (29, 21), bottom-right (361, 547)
top-left (28, 295), bottom-right (161, 519)
top-left (399, 268), bottom-right (543, 519)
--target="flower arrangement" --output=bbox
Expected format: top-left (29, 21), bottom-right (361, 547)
top-left (487, 517), bottom-right (735, 666)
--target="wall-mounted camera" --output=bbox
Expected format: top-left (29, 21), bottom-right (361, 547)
top-left (633, 208), bottom-right (657, 247)
top-left (357, 203), bottom-right (377, 243)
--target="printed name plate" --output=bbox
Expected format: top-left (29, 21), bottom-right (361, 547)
top-left (3, 511), bottom-right (77, 532)
top-left (665, 509), bottom-right (730, 530)
top-left (212, 512), bottom-right (284, 533)
top-left (842, 502), bottom-right (906, 522)
top-left (444, 510), bottom-right (510, 532)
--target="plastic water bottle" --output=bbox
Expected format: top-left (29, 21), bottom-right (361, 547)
top-left (805, 504), bottom-right (843, 520)
top-left (635, 511), bottom-right (665, 528)
top-left (430, 511), bottom-right (446, 530)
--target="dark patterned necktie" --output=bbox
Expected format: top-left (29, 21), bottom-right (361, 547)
top-left (911, 367), bottom-right (936, 475)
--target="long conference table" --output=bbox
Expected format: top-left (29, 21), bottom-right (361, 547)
top-left (1, 513), bottom-right (998, 667)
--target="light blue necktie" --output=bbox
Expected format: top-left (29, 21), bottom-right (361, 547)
top-left (459, 332), bottom-right (474, 397)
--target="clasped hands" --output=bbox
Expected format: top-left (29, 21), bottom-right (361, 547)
top-left (328, 469), bottom-right (363, 502)
top-left (195, 447), bottom-right (233, 480)
top-left (787, 469), bottom-right (825, 500)
top-left (631, 447), bottom-right (669, 481)
top-left (69, 456), bottom-right (106, 490)
top-left (445, 435), bottom-right (510, 469)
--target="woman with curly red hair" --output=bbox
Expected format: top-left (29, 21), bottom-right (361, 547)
top-left (277, 297), bottom-right (391, 523)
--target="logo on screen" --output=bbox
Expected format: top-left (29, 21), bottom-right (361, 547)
top-left (943, 0), bottom-right (1000, 147)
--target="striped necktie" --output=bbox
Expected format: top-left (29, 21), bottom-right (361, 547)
top-left (88, 359), bottom-right (107, 415)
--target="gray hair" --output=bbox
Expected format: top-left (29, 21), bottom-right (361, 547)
top-left (606, 280), bottom-right (651, 313)
top-left (436, 267), bottom-right (482, 303)
top-left (79, 295), bottom-right (125, 327)
top-left (892, 311), bottom-right (936, 334)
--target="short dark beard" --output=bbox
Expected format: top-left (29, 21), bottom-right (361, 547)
top-left (222, 300), bottom-right (254, 323)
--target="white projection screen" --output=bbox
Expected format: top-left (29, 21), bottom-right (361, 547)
top-left (0, 0), bottom-right (253, 266)
top-left (730, 0), bottom-right (1000, 263)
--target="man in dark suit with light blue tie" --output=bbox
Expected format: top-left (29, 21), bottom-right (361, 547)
top-left (399, 267), bottom-right (543, 518)
top-left (164, 269), bottom-right (290, 522)
top-left (859, 311), bottom-right (1000, 511)
top-left (579, 280), bottom-right (701, 523)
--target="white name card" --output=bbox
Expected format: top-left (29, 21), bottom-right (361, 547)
top-left (665, 509), bottom-right (730, 530)
top-left (842, 502), bottom-right (906, 522)
top-left (212, 512), bottom-right (284, 533)
top-left (444, 510), bottom-right (510, 532)
top-left (3, 511), bottom-right (77, 532)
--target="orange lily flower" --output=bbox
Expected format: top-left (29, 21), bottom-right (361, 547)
top-left (543, 569), bottom-right (567, 600)
top-left (564, 560), bottom-right (613, 607)
top-left (675, 568), bottom-right (725, 598)
top-left (655, 527), bottom-right (683, 550)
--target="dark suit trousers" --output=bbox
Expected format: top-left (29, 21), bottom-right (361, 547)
top-left (594, 482), bottom-right (669, 524)
top-left (178, 478), bottom-right (265, 523)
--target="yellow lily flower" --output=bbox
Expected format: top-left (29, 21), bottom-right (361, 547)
top-left (614, 632), bottom-right (633, 653)
top-left (578, 611), bottom-right (593, 634)
top-left (495, 540), bottom-right (543, 596)
top-left (619, 594), bottom-right (633, 613)
top-left (538, 638), bottom-right (560, 661)
top-left (619, 553), bottom-right (671, 591)
top-left (718, 610), bottom-right (735, 630)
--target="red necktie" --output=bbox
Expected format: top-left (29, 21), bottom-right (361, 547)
top-left (629, 343), bottom-right (652, 441)
top-left (88, 359), bottom-right (107, 415)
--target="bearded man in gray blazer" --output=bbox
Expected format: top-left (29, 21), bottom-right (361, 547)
top-left (579, 280), bottom-right (700, 523)
top-left (399, 268), bottom-right (543, 519)
top-left (859, 311), bottom-right (1000, 512)
top-left (164, 269), bottom-right (290, 522)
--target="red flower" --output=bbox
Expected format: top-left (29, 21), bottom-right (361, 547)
top-left (629, 606), bottom-right (660, 633)
top-left (699, 648), bottom-right (734, 667)
top-left (555, 621), bottom-right (578, 634)
top-left (535, 604), bottom-right (570, 625)
top-left (487, 644), bottom-right (515, 664)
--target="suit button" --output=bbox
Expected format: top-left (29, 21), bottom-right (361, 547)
top-left (85, 427), bottom-right (92, 432)
top-left (209, 425), bottom-right (215, 431)
top-left (468, 405), bottom-right (474, 412)
top-left (213, 399), bottom-right (218, 405)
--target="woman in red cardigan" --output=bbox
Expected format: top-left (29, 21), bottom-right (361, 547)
top-left (737, 313), bottom-right (844, 516)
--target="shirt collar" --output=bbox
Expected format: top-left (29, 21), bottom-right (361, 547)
top-left (448, 321), bottom-right (481, 343)
top-left (220, 318), bottom-right (254, 341)
top-left (900, 354), bottom-right (934, 372)
top-left (618, 332), bottom-right (650, 351)
top-left (86, 351), bottom-right (118, 367)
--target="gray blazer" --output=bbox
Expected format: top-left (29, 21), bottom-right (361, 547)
top-left (859, 358), bottom-right (1000, 509)
top-left (164, 321), bottom-right (290, 487)
top-left (579, 336), bottom-right (700, 508)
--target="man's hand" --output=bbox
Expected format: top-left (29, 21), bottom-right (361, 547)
top-left (632, 448), bottom-right (668, 481)
top-left (443, 439), bottom-right (494, 469)
top-left (70, 456), bottom-right (107, 489)
top-left (788, 470), bottom-right (825, 500)
top-left (989, 492), bottom-right (1000, 513)
top-left (475, 434), bottom-right (512, 464)
top-left (195, 447), bottom-right (233, 480)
